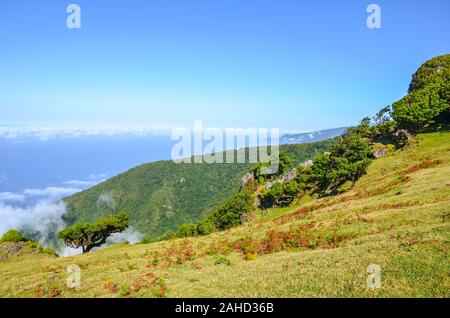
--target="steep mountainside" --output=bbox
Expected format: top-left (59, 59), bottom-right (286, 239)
top-left (63, 139), bottom-right (336, 237)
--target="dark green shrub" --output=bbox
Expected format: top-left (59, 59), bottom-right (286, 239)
top-left (392, 81), bottom-right (449, 131)
top-left (197, 219), bottom-right (216, 235)
top-left (41, 247), bottom-right (58, 256)
top-left (210, 190), bottom-right (253, 230)
top-left (263, 182), bottom-right (284, 206)
top-left (1, 230), bottom-right (27, 243)
top-left (214, 256), bottom-right (232, 266)
top-left (175, 223), bottom-right (198, 238)
top-left (311, 132), bottom-right (372, 192)
top-left (139, 236), bottom-right (155, 244)
top-left (252, 151), bottom-right (292, 181)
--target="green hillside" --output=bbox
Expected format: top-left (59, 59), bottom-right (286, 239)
top-left (63, 140), bottom-right (335, 237)
top-left (1, 54), bottom-right (448, 298)
top-left (1, 130), bottom-right (448, 297)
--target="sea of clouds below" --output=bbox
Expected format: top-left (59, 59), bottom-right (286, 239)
top-left (0, 178), bottom-right (144, 256)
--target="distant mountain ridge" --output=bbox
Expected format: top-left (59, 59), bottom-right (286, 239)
top-left (280, 127), bottom-right (348, 144)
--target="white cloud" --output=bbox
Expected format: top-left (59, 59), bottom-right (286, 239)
top-left (0, 201), bottom-right (67, 244)
top-left (62, 180), bottom-right (97, 187)
top-left (23, 186), bottom-right (81, 199)
top-left (108, 227), bottom-right (144, 245)
top-left (0, 192), bottom-right (26, 203)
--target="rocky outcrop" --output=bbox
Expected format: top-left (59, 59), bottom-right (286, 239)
top-left (241, 172), bottom-right (255, 189)
top-left (373, 147), bottom-right (388, 159)
top-left (0, 243), bottom-right (22, 260)
top-left (394, 129), bottom-right (414, 142)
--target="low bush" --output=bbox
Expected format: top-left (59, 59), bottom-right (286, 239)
top-left (1, 230), bottom-right (27, 243)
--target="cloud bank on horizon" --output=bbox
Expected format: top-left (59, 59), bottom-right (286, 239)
top-left (0, 125), bottom-right (335, 143)
top-left (0, 126), bottom-right (174, 141)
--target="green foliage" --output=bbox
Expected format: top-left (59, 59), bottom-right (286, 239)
top-left (1, 230), bottom-right (27, 243)
top-left (58, 213), bottom-right (129, 253)
top-left (215, 256), bottom-right (232, 266)
top-left (118, 285), bottom-right (130, 297)
top-left (175, 223), bottom-right (199, 238)
top-left (345, 114), bottom-right (396, 142)
top-left (390, 54), bottom-right (450, 132)
top-left (392, 80), bottom-right (449, 131)
top-left (0, 232), bottom-right (58, 256)
top-left (139, 236), bottom-right (156, 244)
top-left (262, 180), bottom-right (301, 207)
top-left (277, 152), bottom-right (292, 175)
top-left (408, 54), bottom-right (450, 93)
top-left (311, 132), bottom-right (372, 192)
top-left (209, 190), bottom-right (254, 230)
top-left (64, 140), bottom-right (334, 238)
top-left (260, 120), bottom-right (376, 208)
top-left (263, 182), bottom-right (285, 206)
top-left (253, 151), bottom-right (292, 181)
top-left (197, 219), bottom-right (216, 235)
top-left (41, 247), bottom-right (58, 256)
top-left (373, 107), bottom-right (397, 138)
top-left (26, 241), bottom-right (39, 249)
top-left (170, 189), bottom-right (254, 239)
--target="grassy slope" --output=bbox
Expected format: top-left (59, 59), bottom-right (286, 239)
top-left (63, 140), bottom-right (335, 237)
top-left (1, 132), bottom-right (449, 298)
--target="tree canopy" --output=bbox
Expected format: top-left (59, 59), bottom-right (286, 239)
top-left (392, 80), bottom-right (449, 131)
top-left (392, 54), bottom-right (450, 131)
top-left (58, 213), bottom-right (129, 253)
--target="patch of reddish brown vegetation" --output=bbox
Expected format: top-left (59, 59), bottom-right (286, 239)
top-left (401, 159), bottom-right (442, 175)
top-left (187, 262), bottom-right (202, 270)
top-left (207, 240), bottom-right (232, 256)
top-left (361, 200), bottom-right (421, 213)
top-left (356, 214), bottom-right (373, 223)
top-left (275, 202), bottom-right (331, 224)
top-left (354, 175), bottom-right (411, 198)
top-left (224, 224), bottom-right (353, 260)
top-left (33, 276), bottom-right (66, 298)
top-left (47, 287), bottom-right (62, 298)
top-left (104, 282), bottom-right (118, 294)
top-left (130, 272), bottom-right (158, 293)
top-left (34, 283), bottom-right (45, 297)
top-left (146, 242), bottom-right (199, 270)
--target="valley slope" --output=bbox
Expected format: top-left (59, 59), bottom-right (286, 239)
top-left (1, 131), bottom-right (448, 297)
top-left (63, 139), bottom-right (335, 237)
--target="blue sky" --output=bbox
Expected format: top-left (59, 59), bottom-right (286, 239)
top-left (0, 0), bottom-right (449, 131)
